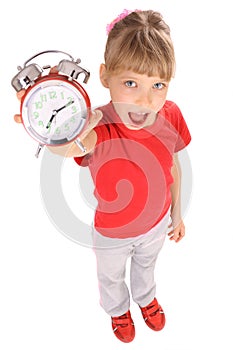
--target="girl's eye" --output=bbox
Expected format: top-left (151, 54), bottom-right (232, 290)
top-left (125, 80), bottom-right (137, 88)
top-left (153, 82), bottom-right (165, 90)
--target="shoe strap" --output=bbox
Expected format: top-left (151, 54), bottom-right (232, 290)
top-left (112, 317), bottom-right (131, 326)
top-left (141, 304), bottom-right (161, 318)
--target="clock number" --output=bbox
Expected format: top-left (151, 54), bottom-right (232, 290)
top-left (60, 92), bottom-right (65, 100)
top-left (72, 105), bottom-right (77, 114)
top-left (55, 127), bottom-right (61, 135)
top-left (35, 101), bottom-right (43, 109)
top-left (70, 116), bottom-right (76, 123)
top-left (33, 111), bottom-right (39, 119)
top-left (49, 91), bottom-right (57, 99)
top-left (46, 123), bottom-right (51, 134)
top-left (64, 123), bottom-right (70, 132)
top-left (40, 94), bottom-right (47, 103)
top-left (38, 120), bottom-right (44, 127)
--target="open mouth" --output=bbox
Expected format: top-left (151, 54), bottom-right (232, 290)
top-left (128, 112), bottom-right (149, 126)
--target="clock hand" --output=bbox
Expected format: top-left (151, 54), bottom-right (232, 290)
top-left (46, 110), bottom-right (57, 129)
top-left (46, 99), bottom-right (74, 129)
top-left (56, 99), bottom-right (74, 113)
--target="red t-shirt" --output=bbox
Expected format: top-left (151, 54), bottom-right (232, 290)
top-left (74, 101), bottom-right (191, 238)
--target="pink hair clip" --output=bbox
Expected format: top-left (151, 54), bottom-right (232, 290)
top-left (106, 9), bottom-right (140, 34)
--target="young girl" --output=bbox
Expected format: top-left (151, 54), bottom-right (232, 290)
top-left (15, 9), bottom-right (191, 343)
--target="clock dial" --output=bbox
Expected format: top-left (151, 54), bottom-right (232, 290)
top-left (21, 79), bottom-right (89, 145)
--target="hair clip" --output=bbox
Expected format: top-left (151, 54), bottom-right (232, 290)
top-left (106, 9), bottom-right (140, 34)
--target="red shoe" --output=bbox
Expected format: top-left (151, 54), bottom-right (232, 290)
top-left (111, 310), bottom-right (135, 343)
top-left (140, 298), bottom-right (165, 331)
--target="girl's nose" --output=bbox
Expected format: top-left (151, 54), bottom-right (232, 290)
top-left (135, 90), bottom-right (153, 108)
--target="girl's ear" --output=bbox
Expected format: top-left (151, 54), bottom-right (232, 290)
top-left (99, 64), bottom-right (109, 88)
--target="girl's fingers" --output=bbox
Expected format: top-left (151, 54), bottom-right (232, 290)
top-left (14, 114), bottom-right (22, 123)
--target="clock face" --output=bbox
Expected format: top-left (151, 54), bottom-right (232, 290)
top-left (21, 78), bottom-right (90, 145)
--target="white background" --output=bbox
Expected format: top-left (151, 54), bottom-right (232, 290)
top-left (1, 0), bottom-right (233, 349)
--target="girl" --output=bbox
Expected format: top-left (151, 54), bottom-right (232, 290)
top-left (15, 9), bottom-right (191, 343)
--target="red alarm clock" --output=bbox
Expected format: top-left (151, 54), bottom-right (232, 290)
top-left (11, 50), bottom-right (91, 157)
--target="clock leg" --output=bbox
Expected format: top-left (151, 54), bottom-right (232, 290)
top-left (74, 138), bottom-right (87, 153)
top-left (35, 143), bottom-right (44, 158)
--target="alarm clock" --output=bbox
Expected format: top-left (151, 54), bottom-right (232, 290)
top-left (11, 50), bottom-right (91, 157)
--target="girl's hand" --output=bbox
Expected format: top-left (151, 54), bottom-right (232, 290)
top-left (79, 109), bottom-right (103, 140)
top-left (14, 90), bottom-right (26, 123)
top-left (167, 220), bottom-right (185, 243)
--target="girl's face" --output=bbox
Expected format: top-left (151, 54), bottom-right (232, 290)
top-left (100, 65), bottom-right (169, 130)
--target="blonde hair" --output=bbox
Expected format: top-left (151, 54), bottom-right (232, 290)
top-left (104, 10), bottom-right (176, 80)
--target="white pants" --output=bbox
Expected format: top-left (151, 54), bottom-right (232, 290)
top-left (93, 210), bottom-right (170, 317)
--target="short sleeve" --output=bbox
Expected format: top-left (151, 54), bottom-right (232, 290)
top-left (170, 103), bottom-right (191, 152)
top-left (74, 153), bottom-right (92, 167)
